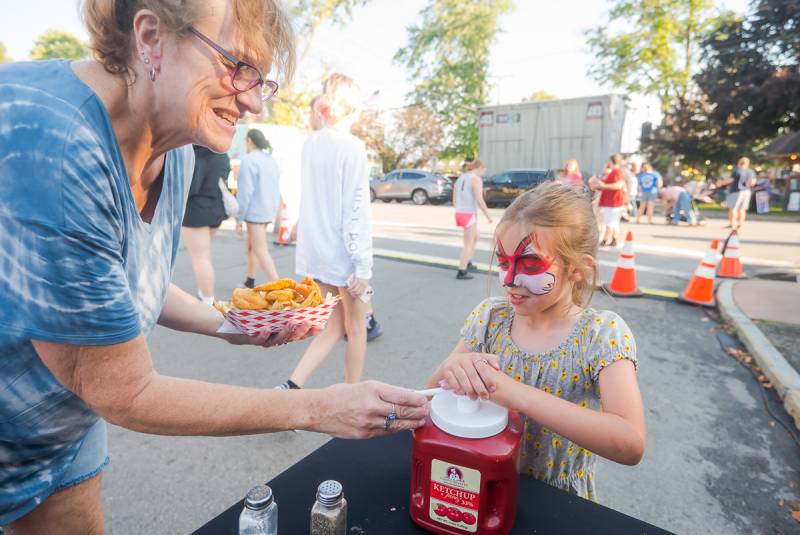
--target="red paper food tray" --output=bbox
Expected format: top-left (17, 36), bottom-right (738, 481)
top-left (224, 295), bottom-right (341, 335)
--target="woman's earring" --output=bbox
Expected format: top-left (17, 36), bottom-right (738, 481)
top-left (143, 55), bottom-right (150, 64)
top-left (149, 67), bottom-right (156, 82)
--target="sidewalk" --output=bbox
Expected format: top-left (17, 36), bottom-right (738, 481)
top-left (717, 279), bottom-right (800, 429)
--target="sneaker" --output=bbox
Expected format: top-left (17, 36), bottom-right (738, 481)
top-left (275, 379), bottom-right (301, 390)
top-left (456, 270), bottom-right (474, 280)
top-left (242, 277), bottom-right (255, 289)
top-left (608, 239), bottom-right (618, 248)
top-left (367, 317), bottom-right (383, 342)
top-left (467, 261), bottom-right (477, 272)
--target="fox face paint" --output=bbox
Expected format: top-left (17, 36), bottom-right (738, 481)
top-left (496, 234), bottom-right (556, 295)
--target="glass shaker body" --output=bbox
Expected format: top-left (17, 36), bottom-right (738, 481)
top-left (239, 485), bottom-right (278, 535)
top-left (310, 480), bottom-right (347, 535)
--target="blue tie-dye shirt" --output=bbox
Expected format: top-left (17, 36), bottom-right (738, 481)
top-left (0, 60), bottom-right (193, 523)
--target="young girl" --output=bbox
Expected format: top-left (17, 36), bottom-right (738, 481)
top-left (427, 181), bottom-right (645, 502)
top-left (280, 73), bottom-right (372, 389)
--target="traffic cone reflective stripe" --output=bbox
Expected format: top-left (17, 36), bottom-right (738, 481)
top-left (679, 239), bottom-right (719, 307)
top-left (604, 232), bottom-right (642, 297)
top-left (718, 230), bottom-right (745, 279)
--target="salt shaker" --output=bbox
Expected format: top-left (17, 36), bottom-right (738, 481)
top-left (310, 480), bottom-right (347, 535)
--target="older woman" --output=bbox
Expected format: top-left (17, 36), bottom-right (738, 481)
top-left (0, 1), bottom-right (427, 533)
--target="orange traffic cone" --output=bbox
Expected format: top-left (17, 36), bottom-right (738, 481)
top-left (718, 230), bottom-right (745, 279)
top-left (604, 232), bottom-right (642, 297)
top-left (276, 204), bottom-right (291, 246)
top-left (679, 239), bottom-right (719, 307)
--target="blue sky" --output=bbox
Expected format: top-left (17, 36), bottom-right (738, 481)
top-left (1, 0), bottom-right (751, 122)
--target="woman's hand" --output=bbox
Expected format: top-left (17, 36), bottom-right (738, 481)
top-left (347, 277), bottom-right (370, 298)
top-left (218, 319), bottom-right (322, 347)
top-left (431, 352), bottom-right (501, 400)
top-left (235, 221), bottom-right (244, 234)
top-left (312, 381), bottom-right (430, 439)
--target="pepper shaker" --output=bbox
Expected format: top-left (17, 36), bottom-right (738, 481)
top-left (310, 480), bottom-right (347, 535)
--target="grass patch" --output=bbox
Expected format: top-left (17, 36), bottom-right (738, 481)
top-left (696, 202), bottom-right (799, 217)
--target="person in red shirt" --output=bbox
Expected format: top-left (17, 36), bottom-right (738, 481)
top-left (589, 154), bottom-right (626, 247)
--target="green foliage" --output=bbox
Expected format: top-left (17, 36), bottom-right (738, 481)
top-left (30, 30), bottom-right (86, 61)
top-left (651, 0), bottom-right (800, 165)
top-left (522, 90), bottom-right (557, 102)
top-left (394, 0), bottom-right (513, 159)
top-left (0, 42), bottom-right (10, 63)
top-left (586, 0), bottom-right (725, 113)
top-left (290, 0), bottom-right (370, 34)
top-left (265, 88), bottom-right (313, 126)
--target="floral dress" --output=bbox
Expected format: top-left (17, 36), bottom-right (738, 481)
top-left (461, 297), bottom-right (638, 501)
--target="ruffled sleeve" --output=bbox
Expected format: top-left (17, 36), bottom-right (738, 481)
top-left (587, 311), bottom-right (637, 381)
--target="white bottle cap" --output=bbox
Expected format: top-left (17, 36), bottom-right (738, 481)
top-left (430, 390), bottom-right (508, 439)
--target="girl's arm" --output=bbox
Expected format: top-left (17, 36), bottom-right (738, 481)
top-left (490, 360), bottom-right (645, 465)
top-left (471, 175), bottom-right (493, 222)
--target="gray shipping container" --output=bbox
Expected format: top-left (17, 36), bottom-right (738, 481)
top-left (477, 94), bottom-right (629, 177)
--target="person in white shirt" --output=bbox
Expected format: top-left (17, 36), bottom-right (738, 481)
top-left (279, 74), bottom-right (373, 389)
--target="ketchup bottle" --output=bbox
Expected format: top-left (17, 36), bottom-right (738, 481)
top-left (410, 391), bottom-right (522, 535)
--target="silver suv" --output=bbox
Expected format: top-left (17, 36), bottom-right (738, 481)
top-left (370, 169), bottom-right (453, 205)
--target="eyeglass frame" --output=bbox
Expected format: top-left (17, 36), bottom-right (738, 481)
top-left (187, 25), bottom-right (279, 102)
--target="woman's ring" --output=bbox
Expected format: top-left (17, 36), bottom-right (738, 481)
top-left (477, 358), bottom-right (489, 366)
top-left (383, 405), bottom-right (398, 430)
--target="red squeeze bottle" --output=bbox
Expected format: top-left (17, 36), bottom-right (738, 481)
top-left (410, 391), bottom-right (523, 534)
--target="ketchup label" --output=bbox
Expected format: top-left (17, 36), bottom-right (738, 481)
top-left (428, 459), bottom-right (481, 532)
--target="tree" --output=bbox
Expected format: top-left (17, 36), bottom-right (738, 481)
top-left (386, 106), bottom-right (445, 169)
top-left (586, 0), bottom-right (726, 114)
top-left (30, 30), bottom-right (86, 61)
top-left (0, 42), bottom-right (10, 63)
top-left (394, 0), bottom-right (513, 159)
top-left (522, 90), bottom-right (557, 102)
top-left (652, 0), bottom-right (800, 165)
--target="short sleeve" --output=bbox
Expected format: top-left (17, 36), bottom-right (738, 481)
top-left (587, 312), bottom-right (637, 381)
top-left (460, 298), bottom-right (507, 353)
top-left (0, 119), bottom-right (140, 345)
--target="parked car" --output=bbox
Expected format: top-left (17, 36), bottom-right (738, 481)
top-left (370, 169), bottom-right (453, 205)
top-left (483, 168), bottom-right (556, 207)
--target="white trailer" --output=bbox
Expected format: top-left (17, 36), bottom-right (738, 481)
top-left (477, 94), bottom-right (629, 176)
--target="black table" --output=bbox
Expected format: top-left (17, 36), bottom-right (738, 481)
top-left (193, 432), bottom-right (672, 534)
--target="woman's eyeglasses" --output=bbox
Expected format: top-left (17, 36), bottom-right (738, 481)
top-left (188, 26), bottom-right (279, 102)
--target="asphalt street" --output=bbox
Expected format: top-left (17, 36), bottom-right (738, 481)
top-left (103, 203), bottom-right (800, 534)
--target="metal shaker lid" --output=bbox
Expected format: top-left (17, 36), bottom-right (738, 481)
top-left (316, 480), bottom-right (344, 506)
top-left (244, 485), bottom-right (274, 510)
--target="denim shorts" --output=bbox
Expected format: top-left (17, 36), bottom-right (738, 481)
top-left (53, 419), bottom-right (110, 492)
top-left (639, 191), bottom-right (658, 202)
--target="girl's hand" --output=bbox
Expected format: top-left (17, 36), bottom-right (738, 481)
top-left (433, 352), bottom-right (501, 400)
top-left (235, 221), bottom-right (244, 234)
top-left (347, 277), bottom-right (370, 298)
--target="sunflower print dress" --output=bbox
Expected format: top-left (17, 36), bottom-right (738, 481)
top-left (461, 297), bottom-right (638, 502)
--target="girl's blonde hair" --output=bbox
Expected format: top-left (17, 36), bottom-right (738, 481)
top-left (81, 0), bottom-right (295, 81)
top-left (498, 181), bottom-right (598, 308)
top-left (316, 73), bottom-right (361, 124)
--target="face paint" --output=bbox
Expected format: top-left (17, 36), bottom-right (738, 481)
top-left (496, 234), bottom-right (556, 296)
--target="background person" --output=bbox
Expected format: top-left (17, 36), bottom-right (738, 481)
top-left (453, 159), bottom-right (493, 280)
top-left (589, 154), bottom-right (626, 247)
top-left (660, 184), bottom-right (698, 226)
top-left (182, 145), bottom-right (230, 305)
top-left (636, 163), bottom-right (663, 224)
top-left (236, 128), bottom-right (281, 287)
top-left (557, 158), bottom-right (584, 189)
top-left (621, 159), bottom-right (638, 222)
top-left (0, 3), bottom-right (428, 533)
top-left (283, 73), bottom-right (375, 389)
top-left (718, 156), bottom-right (757, 230)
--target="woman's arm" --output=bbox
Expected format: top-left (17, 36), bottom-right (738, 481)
top-left (158, 283), bottom-right (318, 346)
top-left (32, 336), bottom-right (429, 439)
top-left (471, 175), bottom-right (493, 223)
top-left (490, 361), bottom-right (645, 465)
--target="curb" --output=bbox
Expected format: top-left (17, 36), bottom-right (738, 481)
top-left (717, 280), bottom-right (800, 429)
